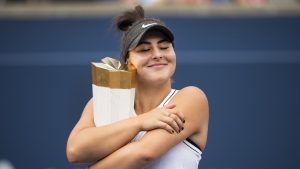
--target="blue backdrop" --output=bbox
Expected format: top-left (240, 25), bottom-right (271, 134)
top-left (0, 15), bottom-right (300, 169)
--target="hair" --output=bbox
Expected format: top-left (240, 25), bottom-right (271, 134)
top-left (113, 6), bottom-right (173, 63)
top-left (114, 5), bottom-right (145, 32)
top-left (114, 6), bottom-right (145, 62)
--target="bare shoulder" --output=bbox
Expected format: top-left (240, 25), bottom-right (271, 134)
top-left (179, 86), bottom-right (207, 98)
top-left (171, 86), bottom-right (209, 129)
top-left (70, 98), bottom-right (95, 134)
top-left (176, 86), bottom-right (208, 107)
top-left (174, 86), bottom-right (209, 149)
top-left (82, 98), bottom-right (95, 123)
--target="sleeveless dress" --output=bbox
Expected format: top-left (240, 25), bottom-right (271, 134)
top-left (132, 89), bottom-right (202, 169)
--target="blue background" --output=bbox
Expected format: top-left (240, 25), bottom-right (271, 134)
top-left (1, 15), bottom-right (300, 169)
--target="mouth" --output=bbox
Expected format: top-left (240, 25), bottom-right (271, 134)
top-left (147, 63), bottom-right (168, 67)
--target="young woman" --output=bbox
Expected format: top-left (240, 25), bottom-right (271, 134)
top-left (66, 5), bottom-right (209, 169)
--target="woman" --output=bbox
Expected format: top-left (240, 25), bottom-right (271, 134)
top-left (66, 5), bottom-right (209, 169)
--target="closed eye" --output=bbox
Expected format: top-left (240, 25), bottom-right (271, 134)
top-left (140, 48), bottom-right (150, 52)
top-left (159, 41), bottom-right (171, 50)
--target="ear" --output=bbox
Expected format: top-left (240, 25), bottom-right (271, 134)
top-left (126, 60), bottom-right (134, 68)
top-left (125, 56), bottom-right (132, 65)
top-left (125, 57), bottom-right (137, 70)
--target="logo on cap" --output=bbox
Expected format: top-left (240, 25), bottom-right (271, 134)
top-left (142, 23), bottom-right (157, 28)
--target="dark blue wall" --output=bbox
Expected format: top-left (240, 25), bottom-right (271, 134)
top-left (1, 15), bottom-right (300, 169)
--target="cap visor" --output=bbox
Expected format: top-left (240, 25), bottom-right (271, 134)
top-left (128, 25), bottom-right (174, 51)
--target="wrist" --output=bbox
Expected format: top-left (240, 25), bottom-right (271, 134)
top-left (130, 116), bottom-right (143, 132)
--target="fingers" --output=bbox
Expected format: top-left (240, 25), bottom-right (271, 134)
top-left (167, 116), bottom-right (181, 133)
top-left (140, 105), bottom-right (185, 134)
top-left (170, 114), bottom-right (184, 132)
top-left (161, 112), bottom-right (184, 133)
top-left (164, 103), bottom-right (176, 109)
top-left (165, 103), bottom-right (185, 123)
top-left (158, 122), bottom-right (175, 134)
top-left (167, 108), bottom-right (185, 125)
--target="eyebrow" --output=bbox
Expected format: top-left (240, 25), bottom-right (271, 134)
top-left (138, 39), bottom-right (170, 46)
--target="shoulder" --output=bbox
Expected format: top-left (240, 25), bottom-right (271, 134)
top-left (176, 86), bottom-right (208, 106)
top-left (77, 98), bottom-right (95, 127)
top-left (178, 86), bottom-right (207, 96)
top-left (174, 87), bottom-right (209, 150)
top-left (172, 86), bottom-right (209, 127)
top-left (81, 98), bottom-right (94, 115)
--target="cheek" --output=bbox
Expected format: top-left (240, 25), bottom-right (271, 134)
top-left (128, 60), bottom-right (138, 69)
top-left (168, 52), bottom-right (176, 74)
top-left (127, 55), bottom-right (138, 69)
top-left (132, 53), bottom-right (149, 63)
top-left (127, 56), bottom-right (147, 71)
top-left (167, 51), bottom-right (176, 63)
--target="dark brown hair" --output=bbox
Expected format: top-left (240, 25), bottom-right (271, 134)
top-left (114, 6), bottom-right (145, 62)
top-left (114, 5), bottom-right (145, 32)
top-left (114, 5), bottom-right (174, 62)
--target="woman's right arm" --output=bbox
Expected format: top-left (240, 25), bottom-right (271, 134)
top-left (66, 98), bottom-right (184, 164)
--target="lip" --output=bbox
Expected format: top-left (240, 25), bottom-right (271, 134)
top-left (147, 63), bottom-right (168, 67)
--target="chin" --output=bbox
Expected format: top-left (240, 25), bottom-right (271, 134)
top-left (148, 75), bottom-right (172, 84)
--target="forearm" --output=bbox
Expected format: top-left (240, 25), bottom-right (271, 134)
top-left (88, 142), bottom-right (152, 169)
top-left (67, 117), bottom-right (141, 163)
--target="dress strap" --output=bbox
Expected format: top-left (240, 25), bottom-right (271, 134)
top-left (158, 89), bottom-right (178, 108)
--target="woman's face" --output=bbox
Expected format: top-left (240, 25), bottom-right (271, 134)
top-left (127, 30), bottom-right (176, 85)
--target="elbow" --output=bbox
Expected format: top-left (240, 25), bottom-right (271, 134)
top-left (133, 142), bottom-right (159, 163)
top-left (138, 148), bottom-right (157, 164)
top-left (66, 144), bottom-right (83, 164)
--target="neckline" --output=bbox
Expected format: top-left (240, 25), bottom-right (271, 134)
top-left (132, 89), bottom-right (176, 116)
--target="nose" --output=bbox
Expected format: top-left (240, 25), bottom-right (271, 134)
top-left (152, 47), bottom-right (163, 60)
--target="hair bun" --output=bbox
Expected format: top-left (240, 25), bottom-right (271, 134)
top-left (114, 5), bottom-right (145, 32)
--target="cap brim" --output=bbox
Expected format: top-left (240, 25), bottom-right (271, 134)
top-left (128, 25), bottom-right (174, 51)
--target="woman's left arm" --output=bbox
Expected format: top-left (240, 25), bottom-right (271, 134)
top-left (89, 86), bottom-right (209, 169)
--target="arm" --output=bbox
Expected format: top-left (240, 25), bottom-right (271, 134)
top-left (88, 86), bottom-right (209, 169)
top-left (66, 98), bottom-right (185, 164)
top-left (66, 98), bottom-right (142, 164)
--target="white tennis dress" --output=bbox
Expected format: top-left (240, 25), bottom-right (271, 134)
top-left (132, 89), bottom-right (202, 169)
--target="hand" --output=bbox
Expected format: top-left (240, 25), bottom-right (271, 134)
top-left (137, 103), bottom-right (185, 134)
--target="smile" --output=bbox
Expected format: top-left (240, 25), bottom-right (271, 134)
top-left (147, 63), bottom-right (168, 67)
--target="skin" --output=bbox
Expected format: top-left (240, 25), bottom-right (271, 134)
top-left (66, 30), bottom-right (209, 169)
